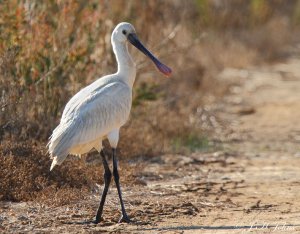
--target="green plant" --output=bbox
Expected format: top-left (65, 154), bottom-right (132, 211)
top-left (172, 133), bottom-right (210, 153)
top-left (133, 82), bottom-right (160, 106)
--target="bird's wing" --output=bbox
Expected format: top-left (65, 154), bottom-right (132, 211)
top-left (61, 76), bottom-right (111, 120)
top-left (48, 81), bottom-right (132, 161)
top-left (72, 81), bottom-right (132, 144)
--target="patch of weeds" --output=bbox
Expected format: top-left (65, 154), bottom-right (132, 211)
top-left (133, 82), bottom-right (160, 106)
top-left (172, 133), bottom-right (211, 153)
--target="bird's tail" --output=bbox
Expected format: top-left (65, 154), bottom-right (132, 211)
top-left (48, 123), bottom-right (74, 171)
top-left (48, 144), bottom-right (69, 171)
top-left (50, 157), bottom-right (58, 171)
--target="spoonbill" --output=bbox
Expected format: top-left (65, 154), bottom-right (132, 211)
top-left (48, 22), bottom-right (172, 223)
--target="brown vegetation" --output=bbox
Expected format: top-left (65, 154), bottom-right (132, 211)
top-left (1, 0), bottom-right (300, 203)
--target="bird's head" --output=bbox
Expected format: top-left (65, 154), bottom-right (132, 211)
top-left (112, 22), bottom-right (136, 43)
top-left (112, 22), bottom-right (172, 77)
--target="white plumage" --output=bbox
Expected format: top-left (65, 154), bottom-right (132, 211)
top-left (48, 22), bottom-right (171, 171)
top-left (47, 22), bottom-right (171, 224)
top-left (48, 78), bottom-right (132, 169)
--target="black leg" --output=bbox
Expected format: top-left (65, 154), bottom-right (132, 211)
top-left (112, 148), bottom-right (131, 223)
top-left (94, 150), bottom-right (112, 224)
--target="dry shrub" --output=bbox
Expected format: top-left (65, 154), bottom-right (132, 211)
top-left (0, 140), bottom-right (94, 203)
top-left (1, 0), bottom-right (300, 202)
top-left (0, 140), bottom-right (143, 205)
top-left (1, 0), bottom-right (299, 142)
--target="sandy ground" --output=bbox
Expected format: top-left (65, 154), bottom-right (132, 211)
top-left (1, 55), bottom-right (300, 233)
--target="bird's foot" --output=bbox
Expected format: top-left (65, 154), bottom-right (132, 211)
top-left (93, 216), bottom-right (104, 224)
top-left (118, 214), bottom-right (131, 223)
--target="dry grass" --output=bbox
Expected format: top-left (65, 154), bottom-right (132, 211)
top-left (0, 140), bottom-right (93, 203)
top-left (0, 140), bottom-right (142, 205)
top-left (1, 0), bottom-right (300, 203)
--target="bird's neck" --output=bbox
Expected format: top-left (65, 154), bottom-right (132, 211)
top-left (113, 42), bottom-right (136, 88)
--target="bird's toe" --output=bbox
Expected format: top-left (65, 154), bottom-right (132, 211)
top-left (118, 214), bottom-right (131, 223)
top-left (93, 217), bottom-right (104, 224)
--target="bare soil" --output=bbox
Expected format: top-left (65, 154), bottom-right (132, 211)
top-left (1, 55), bottom-right (300, 233)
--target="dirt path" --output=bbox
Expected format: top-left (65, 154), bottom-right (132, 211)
top-left (1, 57), bottom-right (300, 233)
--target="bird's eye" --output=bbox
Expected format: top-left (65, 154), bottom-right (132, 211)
top-left (122, 30), bottom-right (127, 35)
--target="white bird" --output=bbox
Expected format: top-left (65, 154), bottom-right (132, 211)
top-left (48, 22), bottom-right (171, 223)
